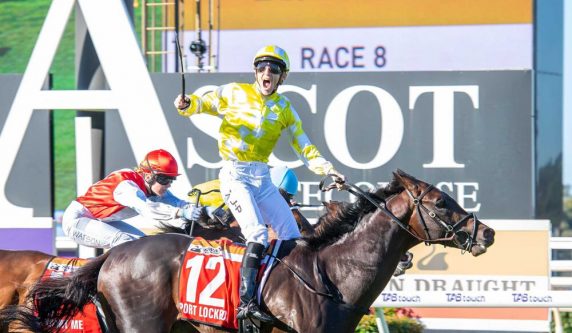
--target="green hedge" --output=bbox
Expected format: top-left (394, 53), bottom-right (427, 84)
top-left (552, 311), bottom-right (572, 333)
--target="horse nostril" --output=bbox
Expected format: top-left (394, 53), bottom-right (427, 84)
top-left (483, 228), bottom-right (495, 245)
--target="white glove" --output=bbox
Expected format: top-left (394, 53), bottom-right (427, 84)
top-left (328, 168), bottom-right (347, 190)
top-left (329, 168), bottom-right (346, 183)
top-left (174, 94), bottom-right (191, 111)
top-left (181, 204), bottom-right (203, 221)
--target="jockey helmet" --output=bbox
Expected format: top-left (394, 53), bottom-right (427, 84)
top-left (270, 166), bottom-right (298, 196)
top-left (253, 45), bottom-right (290, 72)
top-left (140, 149), bottom-right (180, 176)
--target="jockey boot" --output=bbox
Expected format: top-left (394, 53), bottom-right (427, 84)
top-left (393, 251), bottom-right (414, 277)
top-left (237, 242), bottom-right (273, 323)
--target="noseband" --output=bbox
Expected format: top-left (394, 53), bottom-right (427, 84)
top-left (404, 184), bottom-right (479, 251)
top-left (320, 177), bottom-right (480, 252)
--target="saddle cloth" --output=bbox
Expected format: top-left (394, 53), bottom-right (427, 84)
top-left (40, 257), bottom-right (102, 333)
top-left (178, 237), bottom-right (281, 329)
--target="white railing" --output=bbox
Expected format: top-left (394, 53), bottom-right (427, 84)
top-left (551, 237), bottom-right (572, 333)
top-left (54, 226), bottom-right (572, 331)
top-left (373, 237), bottom-right (572, 333)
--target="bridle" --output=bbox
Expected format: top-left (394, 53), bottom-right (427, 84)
top-left (319, 176), bottom-right (481, 252)
top-left (403, 184), bottom-right (479, 251)
top-left (274, 175), bottom-right (482, 318)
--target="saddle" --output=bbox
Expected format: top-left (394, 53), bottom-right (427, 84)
top-left (178, 237), bottom-right (282, 330)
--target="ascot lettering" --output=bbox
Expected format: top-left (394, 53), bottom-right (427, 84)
top-left (0, 0), bottom-right (190, 216)
top-left (324, 85), bottom-right (403, 169)
top-left (410, 86), bottom-right (479, 168)
top-left (0, 0), bottom-right (482, 216)
top-left (184, 84), bottom-right (478, 171)
top-left (437, 182), bottom-right (481, 212)
top-left (297, 181), bottom-right (481, 212)
top-left (186, 85), bottom-right (224, 169)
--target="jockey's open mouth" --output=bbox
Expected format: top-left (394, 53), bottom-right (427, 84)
top-left (263, 78), bottom-right (272, 90)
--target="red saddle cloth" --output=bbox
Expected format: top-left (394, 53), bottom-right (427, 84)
top-left (178, 237), bottom-right (278, 330)
top-left (40, 257), bottom-right (102, 333)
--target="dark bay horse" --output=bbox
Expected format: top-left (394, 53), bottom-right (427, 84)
top-left (0, 222), bottom-right (239, 307)
top-left (0, 201), bottom-right (313, 310)
top-left (1, 170), bottom-right (495, 333)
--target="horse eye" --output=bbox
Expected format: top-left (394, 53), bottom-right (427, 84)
top-left (435, 199), bottom-right (446, 209)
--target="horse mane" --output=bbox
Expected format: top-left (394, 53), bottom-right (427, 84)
top-left (302, 177), bottom-right (404, 250)
top-left (156, 222), bottom-right (188, 235)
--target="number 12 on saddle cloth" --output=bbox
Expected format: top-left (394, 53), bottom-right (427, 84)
top-left (41, 257), bottom-right (102, 333)
top-left (178, 237), bottom-right (280, 330)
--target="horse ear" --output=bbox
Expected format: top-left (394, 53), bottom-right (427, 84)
top-left (393, 169), bottom-right (410, 182)
top-left (393, 169), bottom-right (417, 192)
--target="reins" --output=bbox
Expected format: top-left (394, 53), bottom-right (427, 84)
top-left (319, 178), bottom-right (415, 237)
top-left (270, 254), bottom-right (370, 315)
top-left (319, 175), bottom-right (479, 250)
top-left (269, 174), bottom-right (480, 319)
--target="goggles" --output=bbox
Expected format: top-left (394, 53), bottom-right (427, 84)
top-left (255, 61), bottom-right (282, 75)
top-left (155, 174), bottom-right (176, 185)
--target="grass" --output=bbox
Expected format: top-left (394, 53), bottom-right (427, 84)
top-left (0, 0), bottom-right (77, 211)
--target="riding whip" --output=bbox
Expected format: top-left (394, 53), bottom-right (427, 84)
top-left (174, 31), bottom-right (185, 97)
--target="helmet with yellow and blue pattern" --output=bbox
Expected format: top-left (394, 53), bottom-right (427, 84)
top-left (253, 45), bottom-right (290, 72)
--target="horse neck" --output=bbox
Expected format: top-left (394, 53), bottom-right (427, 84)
top-left (318, 191), bottom-right (419, 307)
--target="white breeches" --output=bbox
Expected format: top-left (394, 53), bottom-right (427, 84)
top-left (62, 200), bottom-right (146, 249)
top-left (219, 161), bottom-right (300, 247)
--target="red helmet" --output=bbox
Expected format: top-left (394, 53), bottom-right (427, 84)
top-left (140, 149), bottom-right (180, 176)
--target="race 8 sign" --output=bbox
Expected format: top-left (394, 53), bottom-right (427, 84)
top-left (300, 45), bottom-right (387, 70)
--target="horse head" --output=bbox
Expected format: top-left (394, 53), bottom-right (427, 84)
top-left (392, 169), bottom-right (495, 256)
